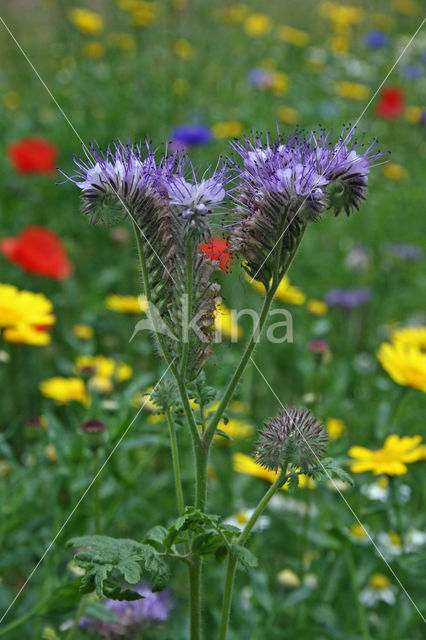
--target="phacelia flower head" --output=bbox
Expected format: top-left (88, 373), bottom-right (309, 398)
top-left (256, 407), bottom-right (328, 473)
top-left (62, 140), bottom-right (177, 225)
top-left (79, 582), bottom-right (172, 637)
top-left (312, 127), bottom-right (385, 216)
top-left (228, 127), bottom-right (384, 286)
top-left (165, 170), bottom-right (227, 220)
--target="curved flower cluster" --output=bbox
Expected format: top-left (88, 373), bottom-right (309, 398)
top-left (229, 128), bottom-right (384, 285)
top-left (256, 407), bottom-right (328, 473)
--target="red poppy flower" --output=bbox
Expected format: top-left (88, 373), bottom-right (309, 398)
top-left (375, 87), bottom-right (404, 119)
top-left (1, 226), bottom-right (73, 279)
top-left (7, 137), bottom-right (58, 175)
top-left (198, 237), bottom-right (232, 272)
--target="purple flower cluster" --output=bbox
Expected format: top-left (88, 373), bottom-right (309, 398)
top-left (79, 582), bottom-right (172, 638)
top-left (63, 139), bottom-right (227, 224)
top-left (228, 128), bottom-right (384, 285)
top-left (325, 287), bottom-right (372, 309)
top-left (231, 127), bottom-right (384, 219)
top-left (171, 124), bottom-right (212, 149)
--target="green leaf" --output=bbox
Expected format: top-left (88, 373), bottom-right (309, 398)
top-left (215, 428), bottom-right (233, 441)
top-left (84, 602), bottom-right (121, 622)
top-left (308, 458), bottom-right (354, 487)
top-left (142, 526), bottom-right (169, 550)
top-left (67, 535), bottom-right (170, 598)
top-left (231, 544), bottom-right (258, 569)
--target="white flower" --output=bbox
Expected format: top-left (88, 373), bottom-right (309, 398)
top-left (405, 529), bottom-right (426, 553)
top-left (359, 574), bottom-right (396, 607)
top-left (377, 531), bottom-right (403, 559)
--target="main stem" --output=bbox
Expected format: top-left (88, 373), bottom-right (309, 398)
top-left (218, 465), bottom-right (288, 640)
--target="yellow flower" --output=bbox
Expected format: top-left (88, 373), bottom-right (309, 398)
top-left (350, 523), bottom-right (368, 539)
top-left (68, 8), bottom-right (103, 35)
top-left (391, 326), bottom-right (426, 351)
top-left (377, 341), bottom-right (426, 392)
top-left (214, 419), bottom-right (254, 445)
top-left (45, 444), bottom-right (59, 464)
top-left (130, 2), bottom-right (156, 27)
top-left (3, 324), bottom-right (51, 346)
top-left (277, 106), bottom-right (299, 125)
top-left (276, 25), bottom-right (309, 47)
top-left (0, 284), bottom-right (55, 329)
top-left (320, 3), bottom-right (364, 28)
top-left (306, 299), bottom-right (328, 315)
top-left (277, 568), bottom-right (301, 587)
top-left (247, 275), bottom-right (306, 305)
top-left (395, 0), bottom-right (420, 16)
top-left (171, 77), bottom-right (189, 96)
top-left (173, 39), bottom-right (193, 59)
top-left (40, 377), bottom-right (90, 405)
top-left (369, 573), bottom-right (390, 591)
top-left (335, 81), bottom-right (371, 100)
top-left (222, 4), bottom-right (248, 24)
top-left (73, 324), bottom-right (94, 340)
top-left (214, 302), bottom-right (242, 340)
top-left (115, 363), bottom-right (133, 382)
top-left (326, 418), bottom-right (346, 441)
top-left (233, 453), bottom-right (316, 489)
top-left (405, 106), bottom-right (422, 124)
top-left (244, 13), bottom-right (272, 36)
top-left (3, 91), bottom-right (20, 110)
top-left (82, 42), bottom-right (105, 58)
top-left (105, 294), bottom-right (147, 313)
top-left (331, 35), bottom-right (349, 54)
top-left (212, 121), bottom-right (243, 139)
top-left (76, 354), bottom-right (115, 378)
top-left (107, 32), bottom-right (136, 52)
top-left (349, 434), bottom-right (426, 475)
top-left (270, 71), bottom-right (289, 96)
top-left (383, 163), bottom-right (408, 181)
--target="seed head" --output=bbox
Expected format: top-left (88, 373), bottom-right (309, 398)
top-left (255, 407), bottom-right (328, 473)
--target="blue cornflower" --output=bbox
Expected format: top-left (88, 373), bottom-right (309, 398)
top-left (364, 31), bottom-right (389, 49)
top-left (171, 124), bottom-right (212, 149)
top-left (325, 287), bottom-right (372, 309)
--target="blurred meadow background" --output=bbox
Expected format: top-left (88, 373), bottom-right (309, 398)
top-left (0, 0), bottom-right (425, 638)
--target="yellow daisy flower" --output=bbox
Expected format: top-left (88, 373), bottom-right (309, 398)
top-left (244, 13), bottom-right (272, 36)
top-left (214, 302), bottom-right (242, 340)
top-left (39, 377), bottom-right (90, 406)
top-left (349, 434), bottom-right (426, 476)
top-left (214, 418), bottom-right (254, 445)
top-left (306, 299), bottom-right (328, 315)
top-left (233, 453), bottom-right (316, 489)
top-left (3, 324), bottom-right (51, 346)
top-left (0, 283), bottom-right (55, 329)
top-left (377, 341), bottom-right (426, 392)
top-left (383, 163), bottom-right (408, 181)
top-left (173, 39), bottom-right (193, 59)
top-left (68, 8), bottom-right (103, 35)
top-left (212, 121), bottom-right (243, 139)
top-left (276, 25), bottom-right (309, 47)
top-left (335, 81), bottom-right (371, 100)
top-left (82, 42), bottom-right (105, 58)
top-left (326, 418), bottom-right (346, 441)
top-left (247, 275), bottom-right (306, 305)
top-left (390, 326), bottom-right (426, 351)
top-left (105, 294), bottom-right (147, 313)
top-left (72, 324), bottom-right (94, 340)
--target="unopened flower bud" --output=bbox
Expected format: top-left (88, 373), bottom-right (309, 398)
top-left (80, 418), bottom-right (107, 451)
top-left (256, 407), bottom-right (328, 473)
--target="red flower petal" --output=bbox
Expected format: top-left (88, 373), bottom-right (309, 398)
top-left (375, 86), bottom-right (405, 119)
top-left (0, 226), bottom-right (73, 279)
top-left (7, 137), bottom-right (58, 175)
top-left (199, 237), bottom-right (232, 272)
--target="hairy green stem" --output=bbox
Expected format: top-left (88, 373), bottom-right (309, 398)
top-left (219, 465), bottom-right (288, 640)
top-left (166, 409), bottom-right (185, 517)
top-left (180, 236), bottom-right (193, 378)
